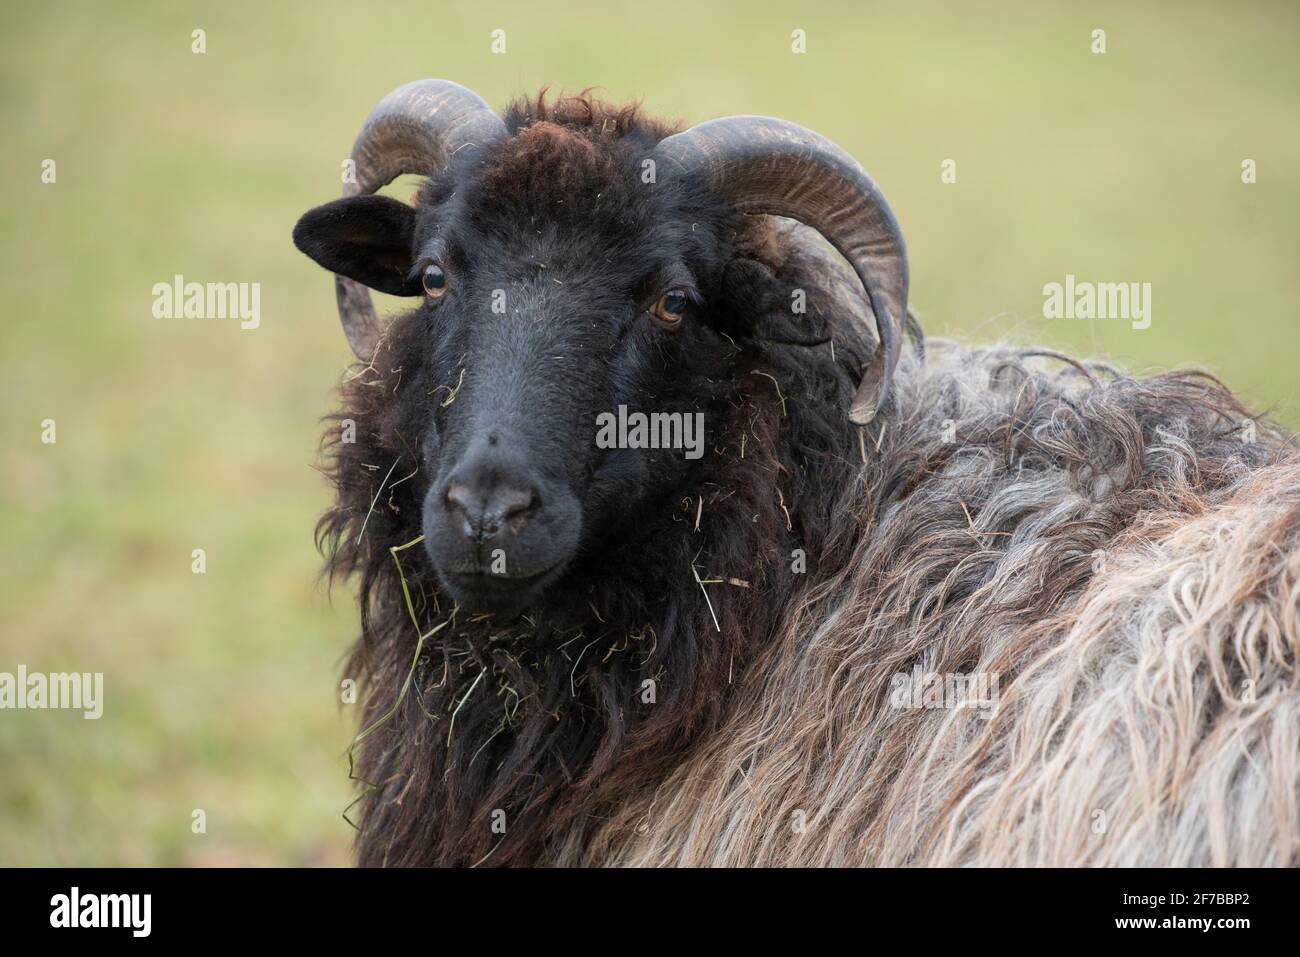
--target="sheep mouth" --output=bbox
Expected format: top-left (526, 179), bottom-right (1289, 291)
top-left (439, 562), bottom-right (566, 614)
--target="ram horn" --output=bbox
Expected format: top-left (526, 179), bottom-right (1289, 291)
top-left (335, 79), bottom-right (507, 358)
top-left (654, 117), bottom-right (908, 424)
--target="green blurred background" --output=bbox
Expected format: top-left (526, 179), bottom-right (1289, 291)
top-left (1, 1), bottom-right (1296, 866)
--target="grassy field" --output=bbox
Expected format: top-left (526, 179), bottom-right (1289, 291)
top-left (1, 0), bottom-right (1296, 866)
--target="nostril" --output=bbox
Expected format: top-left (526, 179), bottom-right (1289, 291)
top-left (440, 475), bottom-right (538, 541)
top-left (486, 486), bottom-right (538, 538)
top-left (445, 480), bottom-right (473, 514)
top-left (498, 487), bottom-right (538, 521)
top-left (442, 480), bottom-right (480, 539)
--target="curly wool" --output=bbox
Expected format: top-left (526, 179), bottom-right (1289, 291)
top-left (572, 343), bottom-right (1300, 866)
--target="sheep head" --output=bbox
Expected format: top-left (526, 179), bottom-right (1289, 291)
top-left (294, 80), bottom-right (908, 616)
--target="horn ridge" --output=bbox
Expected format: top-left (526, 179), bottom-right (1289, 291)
top-left (655, 115), bottom-right (909, 424)
top-left (334, 79), bottom-right (507, 359)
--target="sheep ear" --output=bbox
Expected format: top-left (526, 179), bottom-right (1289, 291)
top-left (292, 195), bottom-right (421, 296)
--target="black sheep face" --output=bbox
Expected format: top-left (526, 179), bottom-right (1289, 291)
top-left (295, 120), bottom-right (744, 615)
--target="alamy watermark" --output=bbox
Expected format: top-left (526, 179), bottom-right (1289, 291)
top-left (152, 274), bottom-right (260, 329)
top-left (0, 665), bottom-right (103, 719)
top-left (50, 887), bottom-right (150, 937)
top-left (1043, 274), bottom-right (1151, 330)
top-left (595, 405), bottom-right (705, 460)
top-left (889, 666), bottom-right (999, 718)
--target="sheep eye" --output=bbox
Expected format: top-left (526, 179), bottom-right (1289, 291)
top-left (422, 264), bottom-right (448, 299)
top-left (653, 290), bottom-right (689, 325)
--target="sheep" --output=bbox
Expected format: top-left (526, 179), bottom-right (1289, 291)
top-left (293, 79), bottom-right (1300, 867)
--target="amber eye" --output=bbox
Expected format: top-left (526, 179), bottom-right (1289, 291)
top-left (422, 264), bottom-right (448, 299)
top-left (653, 290), bottom-right (689, 325)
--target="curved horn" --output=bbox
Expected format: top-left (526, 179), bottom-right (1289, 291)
top-left (336, 80), bottom-right (507, 358)
top-left (654, 117), bottom-right (908, 425)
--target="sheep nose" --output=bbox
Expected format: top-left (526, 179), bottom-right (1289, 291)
top-left (443, 471), bottom-right (538, 542)
top-left (423, 430), bottom-right (583, 611)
